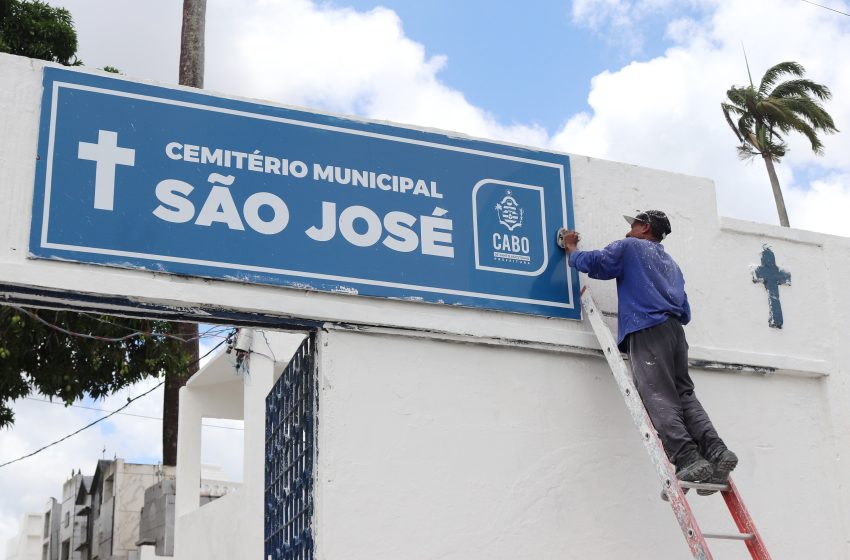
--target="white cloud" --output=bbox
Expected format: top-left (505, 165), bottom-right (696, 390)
top-left (52, 0), bottom-right (182, 82)
top-left (572, 0), bottom-right (636, 32)
top-left (204, 0), bottom-right (548, 146)
top-left (571, 0), bottom-right (713, 52)
top-left (786, 176), bottom-right (850, 237)
top-left (554, 0), bottom-right (850, 230)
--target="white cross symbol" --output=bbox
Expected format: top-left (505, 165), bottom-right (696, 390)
top-left (77, 129), bottom-right (136, 211)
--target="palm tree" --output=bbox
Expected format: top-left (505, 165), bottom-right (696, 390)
top-left (721, 61), bottom-right (838, 227)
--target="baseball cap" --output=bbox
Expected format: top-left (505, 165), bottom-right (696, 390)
top-left (623, 210), bottom-right (672, 240)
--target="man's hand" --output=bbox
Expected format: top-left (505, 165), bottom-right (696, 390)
top-left (561, 229), bottom-right (581, 254)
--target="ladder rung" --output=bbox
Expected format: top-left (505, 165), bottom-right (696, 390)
top-left (703, 532), bottom-right (755, 541)
top-left (679, 481), bottom-right (729, 492)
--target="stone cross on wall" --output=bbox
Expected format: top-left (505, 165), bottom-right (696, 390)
top-left (753, 246), bottom-right (791, 329)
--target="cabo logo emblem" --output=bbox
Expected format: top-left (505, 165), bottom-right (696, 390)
top-left (495, 191), bottom-right (523, 231)
top-left (492, 189), bottom-right (530, 260)
top-left (473, 180), bottom-right (548, 277)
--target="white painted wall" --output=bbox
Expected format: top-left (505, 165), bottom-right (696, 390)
top-left (2, 54), bottom-right (849, 558)
top-left (137, 544), bottom-right (169, 560)
top-left (315, 328), bottom-right (845, 559)
top-left (4, 513), bottom-right (42, 560)
top-left (174, 330), bottom-right (306, 560)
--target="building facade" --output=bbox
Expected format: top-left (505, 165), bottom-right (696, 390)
top-left (6, 458), bottom-right (242, 560)
top-left (5, 513), bottom-right (44, 560)
top-left (85, 460), bottom-right (175, 560)
top-left (56, 471), bottom-right (91, 560)
top-left (41, 499), bottom-right (60, 560)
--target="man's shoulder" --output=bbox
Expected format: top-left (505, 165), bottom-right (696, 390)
top-left (604, 237), bottom-right (633, 249)
top-left (607, 237), bottom-right (645, 253)
top-left (617, 238), bottom-right (675, 266)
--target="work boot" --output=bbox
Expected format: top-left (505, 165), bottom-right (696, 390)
top-left (697, 449), bottom-right (738, 496)
top-left (676, 456), bottom-right (712, 483)
top-left (661, 456), bottom-right (710, 501)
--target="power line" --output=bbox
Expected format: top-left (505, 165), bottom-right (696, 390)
top-left (1, 379), bottom-right (165, 468)
top-left (79, 313), bottom-right (235, 342)
top-left (799, 0), bottom-right (850, 17)
top-left (0, 336), bottom-right (231, 469)
top-left (11, 305), bottom-right (184, 343)
top-left (23, 397), bottom-right (243, 431)
top-left (8, 305), bottom-right (234, 344)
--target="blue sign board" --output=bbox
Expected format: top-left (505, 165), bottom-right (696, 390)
top-left (30, 67), bottom-right (580, 318)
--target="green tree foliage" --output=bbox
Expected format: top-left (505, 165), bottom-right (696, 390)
top-left (0, 0), bottom-right (81, 65)
top-left (721, 61), bottom-right (838, 227)
top-left (0, 308), bottom-right (189, 427)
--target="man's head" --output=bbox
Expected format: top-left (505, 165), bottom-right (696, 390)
top-left (623, 210), bottom-right (672, 241)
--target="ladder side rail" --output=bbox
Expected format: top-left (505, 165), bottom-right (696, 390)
top-left (722, 477), bottom-right (772, 560)
top-left (580, 290), bottom-right (713, 560)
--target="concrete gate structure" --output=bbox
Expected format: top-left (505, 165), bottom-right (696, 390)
top-left (2, 54), bottom-right (849, 559)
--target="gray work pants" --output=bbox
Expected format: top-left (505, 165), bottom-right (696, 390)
top-left (626, 318), bottom-right (725, 468)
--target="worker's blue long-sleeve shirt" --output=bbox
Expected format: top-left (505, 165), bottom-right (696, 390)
top-left (568, 237), bottom-right (691, 346)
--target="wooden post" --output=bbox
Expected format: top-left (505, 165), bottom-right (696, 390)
top-left (179, 0), bottom-right (206, 88)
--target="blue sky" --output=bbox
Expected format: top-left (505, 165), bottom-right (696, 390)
top-left (2, 0), bottom-right (850, 554)
top-left (334, 0), bottom-right (707, 131)
top-left (342, 0), bottom-right (606, 127)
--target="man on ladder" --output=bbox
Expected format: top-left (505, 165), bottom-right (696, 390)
top-left (559, 210), bottom-right (737, 492)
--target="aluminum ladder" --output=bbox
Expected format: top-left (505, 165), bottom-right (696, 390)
top-left (579, 288), bottom-right (771, 559)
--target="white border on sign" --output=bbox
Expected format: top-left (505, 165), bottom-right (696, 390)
top-left (40, 80), bottom-right (576, 311)
top-left (471, 179), bottom-right (549, 276)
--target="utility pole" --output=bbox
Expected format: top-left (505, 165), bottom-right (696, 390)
top-left (178, 0), bottom-right (206, 88)
top-left (163, 0), bottom-right (206, 467)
